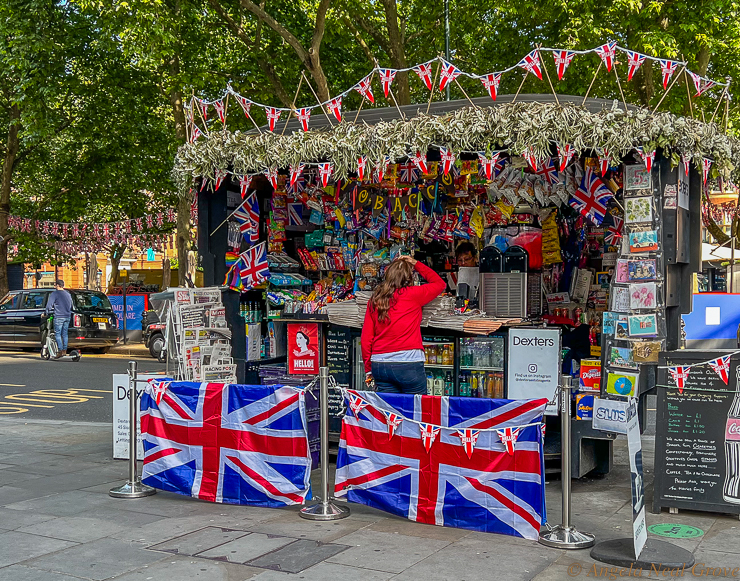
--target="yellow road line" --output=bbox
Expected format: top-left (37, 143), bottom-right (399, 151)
top-left (0, 383), bottom-right (26, 387)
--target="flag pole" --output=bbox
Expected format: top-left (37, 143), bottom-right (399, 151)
top-left (612, 65), bottom-right (628, 111)
top-left (512, 71), bottom-right (528, 104)
top-left (653, 64), bottom-right (686, 112)
top-left (426, 60), bottom-right (442, 115)
top-left (281, 74), bottom-right (305, 136)
top-left (302, 71), bottom-right (334, 128)
top-left (353, 71), bottom-right (376, 124)
top-left (538, 46), bottom-right (560, 106)
top-left (581, 61), bottom-right (602, 106)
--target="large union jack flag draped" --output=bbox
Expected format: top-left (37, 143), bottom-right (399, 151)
top-left (335, 391), bottom-right (548, 539)
top-left (141, 381), bottom-right (312, 507)
top-left (569, 168), bottom-right (613, 225)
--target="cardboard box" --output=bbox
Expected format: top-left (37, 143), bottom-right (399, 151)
top-left (579, 359), bottom-right (601, 391)
top-left (575, 394), bottom-right (594, 420)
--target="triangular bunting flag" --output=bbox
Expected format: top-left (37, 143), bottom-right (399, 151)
top-left (522, 146), bottom-right (538, 171)
top-left (478, 152), bottom-right (501, 180)
top-left (190, 124), bottom-right (202, 143)
top-left (595, 42), bottom-right (617, 71)
top-left (213, 100), bottom-right (226, 123)
top-left (709, 355), bottom-right (732, 385)
top-left (239, 175), bottom-right (252, 198)
top-left (411, 151), bottom-right (428, 174)
top-left (357, 155), bottom-right (368, 181)
top-left (379, 69), bottom-right (397, 98)
top-left (326, 96), bottom-right (342, 122)
top-left (385, 412), bottom-right (403, 440)
top-left (318, 162), bottom-right (333, 187)
top-left (557, 143), bottom-right (575, 171)
top-left (265, 107), bottom-right (281, 132)
top-left (496, 427), bottom-right (521, 455)
top-left (681, 152), bottom-right (691, 176)
top-left (660, 59), bottom-right (680, 90)
top-left (236, 95), bottom-right (252, 117)
top-left (355, 75), bottom-right (375, 103)
top-left (598, 149), bottom-right (610, 175)
top-left (517, 50), bottom-right (543, 80)
top-left (702, 158), bottom-right (713, 184)
top-left (289, 163), bottom-right (305, 189)
top-left (214, 169), bottom-right (227, 190)
top-left (480, 72), bottom-right (502, 100)
top-left (440, 147), bottom-right (456, 175)
top-left (420, 423), bottom-right (441, 453)
top-left (456, 429), bottom-right (481, 459)
top-left (669, 366), bottom-right (691, 394)
top-left (439, 60), bottom-right (461, 91)
top-left (296, 108), bottom-right (311, 132)
top-left (374, 156), bottom-right (389, 183)
top-left (553, 50), bottom-right (576, 80)
top-left (414, 63), bottom-right (433, 90)
top-left (198, 98), bottom-right (208, 119)
top-left (348, 392), bottom-right (368, 417)
top-left (636, 147), bottom-right (655, 173)
top-left (265, 167), bottom-right (278, 189)
top-left (626, 50), bottom-right (646, 81)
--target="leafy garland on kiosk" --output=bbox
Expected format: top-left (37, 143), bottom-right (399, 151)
top-left (172, 102), bottom-right (740, 194)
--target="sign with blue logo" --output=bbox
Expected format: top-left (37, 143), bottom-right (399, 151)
top-left (108, 294), bottom-right (147, 330)
top-left (592, 397), bottom-right (628, 434)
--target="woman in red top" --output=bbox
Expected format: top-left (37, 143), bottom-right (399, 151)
top-left (361, 255), bottom-right (446, 393)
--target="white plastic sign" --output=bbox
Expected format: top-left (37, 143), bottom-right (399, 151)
top-left (113, 373), bottom-right (160, 460)
top-left (507, 328), bottom-right (560, 414)
top-left (592, 397), bottom-right (628, 434)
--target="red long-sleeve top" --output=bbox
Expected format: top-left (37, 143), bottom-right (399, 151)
top-left (361, 261), bottom-right (446, 373)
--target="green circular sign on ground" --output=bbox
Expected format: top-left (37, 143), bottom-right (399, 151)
top-left (648, 524), bottom-right (704, 539)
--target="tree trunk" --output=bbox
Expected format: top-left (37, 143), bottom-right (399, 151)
top-left (0, 104), bottom-right (20, 298)
top-left (169, 54), bottom-right (191, 288)
top-left (632, 60), bottom-right (654, 107)
top-left (162, 257), bottom-right (171, 290)
top-left (109, 251), bottom-right (121, 291)
top-left (380, 0), bottom-right (410, 105)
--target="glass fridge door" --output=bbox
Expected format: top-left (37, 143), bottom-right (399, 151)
top-left (458, 336), bottom-right (506, 398)
top-left (422, 337), bottom-right (455, 397)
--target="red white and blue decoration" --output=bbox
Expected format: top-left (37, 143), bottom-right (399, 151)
top-left (536, 158), bottom-right (559, 185)
top-left (480, 73), bottom-right (502, 100)
top-left (636, 147), bottom-right (655, 173)
top-left (326, 96), bottom-right (342, 122)
top-left (414, 63), bottom-right (434, 90)
top-left (141, 381), bottom-right (312, 507)
top-left (669, 366), bottom-right (691, 394)
top-left (556, 143), bottom-right (575, 172)
top-left (239, 241), bottom-right (270, 289)
top-left (517, 50), bottom-right (542, 80)
top-left (296, 108), bottom-right (311, 132)
top-left (232, 192), bottom-right (260, 244)
top-left (553, 50), bottom-right (575, 80)
top-left (496, 427), bottom-right (521, 455)
top-left (663, 353), bottom-right (739, 390)
top-left (570, 168), bottom-right (613, 225)
top-left (478, 152), bottom-right (501, 181)
top-left (265, 107), bottom-right (281, 132)
top-left (702, 157), bottom-right (713, 185)
top-left (605, 215), bottom-right (624, 246)
top-left (355, 75), bottom-right (375, 103)
top-left (439, 60), bottom-right (462, 91)
top-left (659, 59), bottom-right (680, 90)
top-left (626, 51), bottom-right (646, 81)
top-left (440, 147), bottom-right (456, 175)
top-left (335, 390), bottom-right (548, 539)
top-left (595, 42), bottom-right (617, 71)
top-left (238, 175), bottom-right (252, 198)
top-left (379, 69), bottom-right (397, 98)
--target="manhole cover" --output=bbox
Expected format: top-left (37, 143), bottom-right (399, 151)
top-left (648, 524), bottom-right (704, 539)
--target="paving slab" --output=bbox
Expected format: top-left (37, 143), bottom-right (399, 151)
top-left (107, 554), bottom-right (264, 581)
top-left (326, 529), bottom-right (450, 573)
top-left (5, 490), bottom-right (117, 517)
top-left (247, 538), bottom-right (349, 574)
top-left (245, 510), bottom-right (374, 542)
top-left (364, 517), bottom-right (472, 542)
top-left (17, 515), bottom-right (131, 543)
top-left (0, 564), bottom-right (84, 581)
top-left (196, 532), bottom-right (294, 563)
top-left (0, 470), bottom-right (44, 488)
top-left (9, 459), bottom-right (102, 477)
top-left (0, 486), bottom-right (48, 506)
top-left (690, 549), bottom-right (740, 576)
top-left (0, 530), bottom-right (76, 568)
top-left (148, 526), bottom-right (250, 556)
top-left (0, 508), bottom-right (57, 530)
top-left (25, 537), bottom-right (162, 581)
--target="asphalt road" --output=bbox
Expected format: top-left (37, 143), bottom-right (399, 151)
top-left (0, 348), bottom-right (166, 422)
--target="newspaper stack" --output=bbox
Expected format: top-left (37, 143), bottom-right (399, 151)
top-left (355, 291), bottom-right (373, 325)
top-left (326, 299), bottom-right (360, 327)
top-left (421, 296), bottom-right (456, 326)
top-left (259, 364), bottom-right (315, 388)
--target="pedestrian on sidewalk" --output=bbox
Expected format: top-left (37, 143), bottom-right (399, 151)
top-left (45, 279), bottom-right (73, 359)
top-left (361, 255), bottom-right (446, 394)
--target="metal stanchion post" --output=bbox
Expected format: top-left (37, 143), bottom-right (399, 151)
top-left (110, 361), bottom-right (157, 498)
top-left (300, 367), bottom-right (350, 520)
top-left (539, 376), bottom-right (594, 549)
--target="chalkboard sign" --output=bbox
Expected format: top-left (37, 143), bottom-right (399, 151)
top-left (326, 325), bottom-right (353, 434)
top-left (653, 350), bottom-right (740, 515)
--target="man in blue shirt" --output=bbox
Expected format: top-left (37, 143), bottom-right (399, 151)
top-left (45, 279), bottom-right (73, 358)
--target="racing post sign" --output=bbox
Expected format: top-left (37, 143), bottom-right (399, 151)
top-left (627, 397), bottom-right (647, 558)
top-left (507, 328), bottom-right (561, 413)
top-left (288, 323), bottom-right (319, 375)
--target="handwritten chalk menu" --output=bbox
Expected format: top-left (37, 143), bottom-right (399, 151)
top-left (326, 326), bottom-right (352, 433)
top-left (653, 351), bottom-right (740, 515)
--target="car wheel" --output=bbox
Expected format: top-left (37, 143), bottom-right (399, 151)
top-left (150, 334), bottom-right (164, 359)
top-left (92, 347), bottom-right (110, 354)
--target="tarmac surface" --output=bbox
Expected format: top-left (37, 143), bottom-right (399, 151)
top-left (0, 417), bottom-right (738, 580)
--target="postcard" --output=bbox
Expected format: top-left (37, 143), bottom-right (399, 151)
top-left (632, 340), bottom-right (661, 363)
top-left (630, 282), bottom-right (657, 309)
top-left (629, 230), bottom-right (659, 253)
top-left (615, 259), bottom-right (630, 283)
top-left (628, 313), bottom-right (658, 337)
top-left (628, 259), bottom-right (657, 281)
top-left (624, 165), bottom-right (651, 191)
top-left (606, 370), bottom-right (640, 397)
top-left (611, 286), bottom-right (631, 312)
top-left (625, 197), bottom-right (653, 223)
top-left (609, 346), bottom-right (638, 370)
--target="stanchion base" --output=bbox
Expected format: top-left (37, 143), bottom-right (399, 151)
top-left (539, 525), bottom-right (595, 549)
top-left (299, 500), bottom-right (351, 521)
top-left (590, 538), bottom-right (695, 569)
top-left (109, 480), bottom-right (157, 499)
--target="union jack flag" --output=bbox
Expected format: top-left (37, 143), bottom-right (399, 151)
top-left (411, 151), bottom-right (428, 175)
top-left (335, 391), bottom-right (548, 539)
top-left (213, 100), bottom-right (226, 123)
top-left (595, 42), bottom-right (617, 72)
top-left (287, 202), bottom-right (304, 226)
top-left (357, 155), bottom-right (368, 181)
top-left (440, 147), bottom-right (456, 175)
top-left (604, 215), bottom-right (623, 246)
top-left (553, 50), bottom-right (575, 80)
top-left (626, 51), bottom-right (646, 81)
top-left (660, 59), bottom-right (680, 90)
top-left (399, 162), bottom-right (419, 183)
top-left (355, 75), bottom-right (375, 103)
top-left (570, 168), bottom-right (613, 225)
top-left (681, 152), bottom-right (691, 176)
top-left (477, 152), bottom-right (500, 180)
top-left (702, 157), bottom-right (713, 185)
top-left (289, 163), bottom-right (305, 190)
top-left (232, 193), bottom-right (259, 243)
top-left (190, 124), bottom-right (202, 143)
top-left (669, 366), bottom-right (691, 394)
top-left (480, 72), bottom-right (502, 100)
top-left (265, 167), bottom-right (278, 189)
top-left (286, 173), bottom-right (306, 195)
top-left (439, 60), bottom-right (461, 91)
top-left (326, 96), bottom-right (342, 122)
top-left (636, 147), bottom-right (655, 173)
top-left (379, 69), bottom-right (397, 98)
top-left (517, 50), bottom-right (542, 80)
top-left (414, 63), bottom-right (433, 90)
top-left (598, 149), bottom-right (611, 175)
top-left (141, 381), bottom-right (312, 507)
top-left (265, 107), bottom-right (281, 132)
top-left (556, 143), bottom-right (575, 171)
top-left (318, 162), bottom-right (333, 187)
top-left (709, 355), bottom-right (731, 385)
top-left (239, 241), bottom-right (270, 289)
top-left (235, 95), bottom-right (252, 117)
top-left (214, 169), bottom-right (227, 190)
top-left (536, 158), bottom-right (559, 185)
top-left (239, 175), bottom-right (252, 198)
top-left (296, 108), bottom-right (311, 132)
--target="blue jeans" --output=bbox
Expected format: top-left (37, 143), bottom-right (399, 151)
top-left (54, 317), bottom-right (70, 351)
top-left (371, 361), bottom-right (427, 394)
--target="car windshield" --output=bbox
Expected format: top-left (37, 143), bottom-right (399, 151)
top-left (71, 291), bottom-right (113, 312)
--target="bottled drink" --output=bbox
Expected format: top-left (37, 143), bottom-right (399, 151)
top-left (426, 373), bottom-right (434, 395)
top-left (433, 374), bottom-right (444, 396)
top-left (444, 372), bottom-right (454, 396)
top-left (429, 346), bottom-right (437, 365)
top-left (444, 344), bottom-right (453, 366)
top-left (724, 370), bottom-right (740, 504)
top-left (470, 372), bottom-right (478, 398)
top-left (459, 372), bottom-right (469, 397)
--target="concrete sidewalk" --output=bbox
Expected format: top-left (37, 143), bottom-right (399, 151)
top-left (0, 418), bottom-right (738, 580)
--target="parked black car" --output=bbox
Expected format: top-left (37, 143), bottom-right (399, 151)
top-left (0, 289), bottom-right (120, 352)
top-left (142, 309), bottom-right (166, 360)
